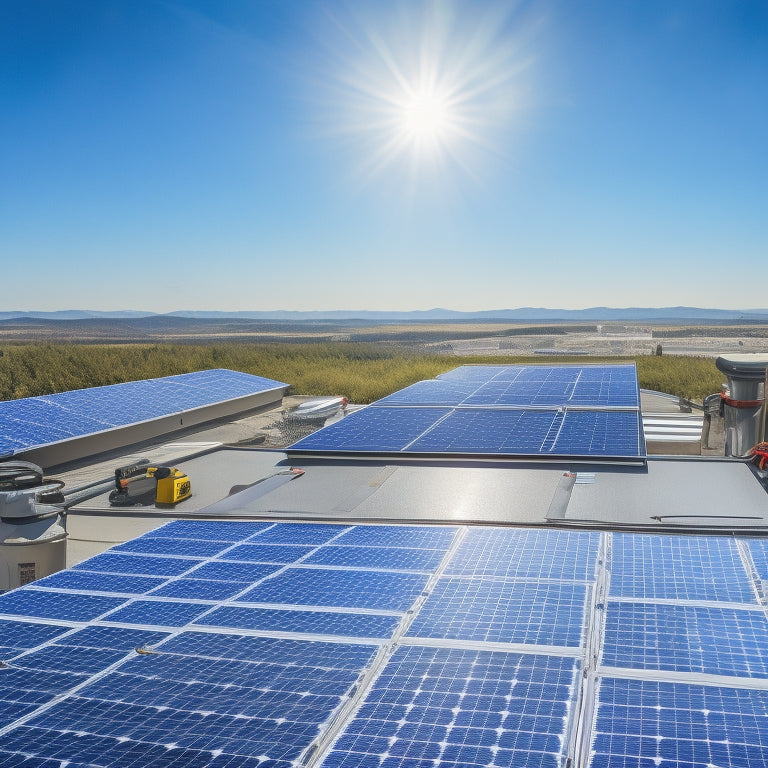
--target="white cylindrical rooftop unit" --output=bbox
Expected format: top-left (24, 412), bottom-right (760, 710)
top-left (0, 462), bottom-right (67, 590)
top-left (715, 354), bottom-right (768, 457)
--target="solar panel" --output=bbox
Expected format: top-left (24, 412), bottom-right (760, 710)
top-left (111, 536), bottom-right (234, 558)
top-left (142, 519), bottom-right (273, 541)
top-left (610, 534), bottom-right (756, 603)
top-left (102, 599), bottom-right (214, 628)
top-left (435, 364), bottom-right (639, 404)
top-left (196, 606), bottom-right (401, 638)
top-left (589, 679), bottom-right (768, 768)
top-left (148, 577), bottom-right (252, 600)
top-left (223, 543), bottom-right (316, 563)
top-left (305, 545), bottom-right (447, 571)
top-left (0, 590), bottom-right (126, 622)
top-left (437, 365), bottom-right (527, 382)
top-left (602, 602), bottom-right (768, 678)
top-left (3, 522), bottom-right (768, 768)
top-left (747, 538), bottom-right (768, 581)
top-left (251, 522), bottom-right (351, 544)
top-left (334, 524), bottom-right (458, 549)
top-left (0, 634), bottom-right (379, 767)
top-left (33, 569), bottom-right (166, 595)
top-left (406, 579), bottom-right (589, 647)
top-left (292, 406), bottom-right (644, 459)
top-left (0, 368), bottom-right (287, 457)
top-left (289, 406), bottom-right (452, 453)
top-left (321, 647), bottom-right (580, 768)
top-left (377, 365), bottom-right (640, 408)
top-left (290, 364), bottom-right (645, 461)
top-left (72, 551), bottom-right (204, 576)
top-left (237, 567), bottom-right (430, 611)
top-left (372, 378), bottom-right (481, 406)
top-left (446, 528), bottom-right (600, 581)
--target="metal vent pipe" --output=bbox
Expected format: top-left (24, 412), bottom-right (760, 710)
top-left (715, 354), bottom-right (768, 457)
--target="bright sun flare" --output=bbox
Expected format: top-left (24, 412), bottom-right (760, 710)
top-left (319, 1), bottom-right (535, 185)
top-left (400, 90), bottom-right (453, 144)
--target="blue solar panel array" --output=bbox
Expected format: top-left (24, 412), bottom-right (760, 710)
top-left (0, 368), bottom-right (288, 457)
top-left (382, 363), bottom-right (640, 408)
top-left (289, 363), bottom-right (645, 461)
top-left (2, 523), bottom-right (768, 767)
top-left (591, 531), bottom-right (768, 768)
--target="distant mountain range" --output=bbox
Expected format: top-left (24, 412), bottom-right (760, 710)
top-left (1, 307), bottom-right (768, 322)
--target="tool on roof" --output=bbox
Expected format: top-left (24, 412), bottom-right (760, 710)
top-left (109, 460), bottom-right (191, 507)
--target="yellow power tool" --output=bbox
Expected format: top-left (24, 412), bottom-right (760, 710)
top-left (109, 461), bottom-right (191, 507)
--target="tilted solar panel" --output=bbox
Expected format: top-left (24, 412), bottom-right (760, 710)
top-left (291, 406), bottom-right (645, 460)
top-left (0, 368), bottom-right (288, 458)
top-left (388, 364), bottom-right (640, 408)
top-left (289, 363), bottom-right (645, 462)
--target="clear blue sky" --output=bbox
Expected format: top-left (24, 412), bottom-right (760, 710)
top-left (2, 0), bottom-right (766, 312)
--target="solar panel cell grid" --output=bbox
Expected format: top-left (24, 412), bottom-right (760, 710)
top-left (0, 633), bottom-right (379, 766)
top-left (437, 365), bottom-right (525, 382)
top-left (223, 542), bottom-right (316, 563)
top-left (553, 411), bottom-right (642, 456)
top-left (251, 522), bottom-right (351, 544)
top-left (144, 519), bottom-right (272, 541)
top-left (445, 528), bottom-right (600, 581)
top-left (406, 579), bottom-right (588, 646)
top-left (290, 406), bottom-right (452, 452)
top-left (71, 552), bottom-right (203, 576)
top-left (747, 539), bottom-right (768, 581)
top-left (31, 569), bottom-right (166, 595)
top-left (407, 408), bottom-right (559, 454)
top-left (112, 536), bottom-right (233, 557)
top-left (102, 599), bottom-right (213, 628)
top-left (305, 545), bottom-right (447, 571)
top-left (320, 647), bottom-right (579, 768)
top-left (0, 620), bottom-right (72, 653)
top-left (57, 625), bottom-right (170, 651)
top-left (601, 602), bottom-right (768, 678)
top-left (148, 577), bottom-right (251, 600)
top-left (610, 535), bottom-right (756, 603)
top-left (237, 568), bottom-right (430, 612)
top-left (335, 524), bottom-right (458, 549)
top-left (195, 606), bottom-right (401, 638)
top-left (372, 379), bottom-right (480, 406)
top-left (10, 645), bottom-right (129, 676)
top-left (0, 590), bottom-right (126, 622)
top-left (185, 560), bottom-right (281, 582)
top-left (588, 679), bottom-right (768, 768)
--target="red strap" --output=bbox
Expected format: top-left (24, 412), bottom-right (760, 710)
top-left (721, 393), bottom-right (764, 408)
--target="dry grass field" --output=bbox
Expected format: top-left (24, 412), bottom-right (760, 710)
top-left (1, 317), bottom-right (764, 402)
top-left (0, 339), bottom-right (729, 404)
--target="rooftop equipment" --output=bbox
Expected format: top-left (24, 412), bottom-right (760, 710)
top-left (715, 353), bottom-right (768, 457)
top-left (0, 461), bottom-right (66, 590)
top-left (108, 461), bottom-right (192, 507)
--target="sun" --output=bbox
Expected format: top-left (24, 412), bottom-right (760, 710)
top-left (399, 89), bottom-right (454, 146)
top-left (315, 1), bottom-right (536, 186)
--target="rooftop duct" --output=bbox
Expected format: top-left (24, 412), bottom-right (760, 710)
top-left (715, 353), bottom-right (768, 457)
